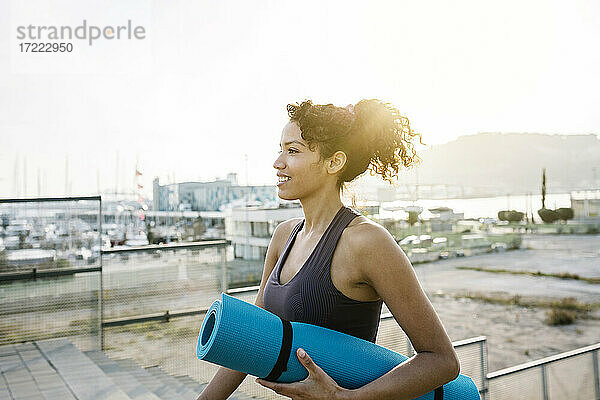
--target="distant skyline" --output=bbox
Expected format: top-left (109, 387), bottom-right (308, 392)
top-left (1, 0), bottom-right (599, 198)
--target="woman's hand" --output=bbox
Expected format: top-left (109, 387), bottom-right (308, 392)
top-left (256, 348), bottom-right (352, 400)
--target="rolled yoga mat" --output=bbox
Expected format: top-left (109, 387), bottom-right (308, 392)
top-left (196, 293), bottom-right (480, 399)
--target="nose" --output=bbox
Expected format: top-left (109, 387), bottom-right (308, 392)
top-left (273, 153), bottom-right (285, 170)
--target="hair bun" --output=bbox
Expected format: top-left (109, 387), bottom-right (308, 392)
top-left (352, 99), bottom-right (423, 180)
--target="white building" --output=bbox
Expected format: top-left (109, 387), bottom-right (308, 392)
top-left (428, 207), bottom-right (464, 232)
top-left (226, 203), bottom-right (303, 260)
top-left (570, 190), bottom-right (600, 219)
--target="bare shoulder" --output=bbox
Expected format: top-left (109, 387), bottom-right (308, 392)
top-left (271, 217), bottom-right (303, 256)
top-left (274, 217), bottom-right (303, 236)
top-left (345, 216), bottom-right (397, 250)
top-left (342, 215), bottom-right (410, 284)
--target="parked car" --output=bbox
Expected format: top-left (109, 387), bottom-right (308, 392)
top-left (492, 242), bottom-right (508, 252)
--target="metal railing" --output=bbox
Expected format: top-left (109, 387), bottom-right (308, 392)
top-left (376, 316), bottom-right (489, 397)
top-left (454, 336), bottom-right (488, 398)
top-left (0, 266), bottom-right (102, 282)
top-left (487, 342), bottom-right (600, 400)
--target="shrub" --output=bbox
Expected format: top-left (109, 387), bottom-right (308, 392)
top-left (55, 258), bottom-right (72, 269)
top-left (556, 208), bottom-right (574, 222)
top-left (551, 297), bottom-right (591, 312)
top-left (498, 210), bottom-right (524, 222)
top-left (545, 308), bottom-right (577, 326)
top-left (538, 208), bottom-right (560, 223)
top-left (508, 235), bottom-right (522, 249)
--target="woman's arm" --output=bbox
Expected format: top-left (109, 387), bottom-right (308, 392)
top-left (197, 219), bottom-right (297, 400)
top-left (196, 367), bottom-right (247, 400)
top-left (337, 353), bottom-right (458, 400)
top-left (339, 224), bottom-right (460, 400)
top-left (255, 223), bottom-right (459, 400)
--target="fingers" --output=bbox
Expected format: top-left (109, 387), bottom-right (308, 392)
top-left (297, 348), bottom-right (317, 374)
top-left (255, 378), bottom-right (300, 397)
top-left (296, 348), bottom-right (339, 389)
top-left (255, 378), bottom-right (276, 390)
top-left (255, 348), bottom-right (321, 397)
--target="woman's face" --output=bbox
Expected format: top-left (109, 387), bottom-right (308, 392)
top-left (273, 122), bottom-right (330, 200)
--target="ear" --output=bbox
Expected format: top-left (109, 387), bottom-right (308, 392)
top-left (325, 151), bottom-right (347, 176)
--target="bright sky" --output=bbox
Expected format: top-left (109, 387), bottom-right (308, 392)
top-left (1, 0), bottom-right (599, 198)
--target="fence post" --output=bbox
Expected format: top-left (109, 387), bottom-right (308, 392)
top-left (99, 197), bottom-right (104, 351)
top-left (593, 349), bottom-right (600, 400)
top-left (221, 244), bottom-right (228, 293)
top-left (541, 364), bottom-right (548, 400)
top-left (480, 340), bottom-right (487, 400)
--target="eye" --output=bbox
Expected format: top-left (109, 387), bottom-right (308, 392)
top-left (277, 148), bottom-right (298, 154)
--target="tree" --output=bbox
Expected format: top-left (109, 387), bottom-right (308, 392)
top-left (541, 168), bottom-right (546, 209)
top-left (556, 207), bottom-right (574, 222)
top-left (407, 211), bottom-right (419, 226)
top-left (509, 211), bottom-right (524, 222)
top-left (537, 167), bottom-right (560, 223)
top-left (538, 208), bottom-right (560, 223)
top-left (498, 210), bottom-right (524, 222)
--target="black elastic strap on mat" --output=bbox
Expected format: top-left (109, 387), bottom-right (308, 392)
top-left (264, 317), bottom-right (293, 381)
top-left (434, 386), bottom-right (444, 399)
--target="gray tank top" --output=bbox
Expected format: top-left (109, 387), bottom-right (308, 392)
top-left (262, 205), bottom-right (383, 342)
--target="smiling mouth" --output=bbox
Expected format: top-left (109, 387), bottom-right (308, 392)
top-left (277, 176), bottom-right (291, 184)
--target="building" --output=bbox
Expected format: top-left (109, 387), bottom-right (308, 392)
top-left (226, 203), bottom-right (303, 260)
top-left (152, 174), bottom-right (277, 212)
top-left (570, 190), bottom-right (600, 219)
top-left (153, 180), bottom-right (180, 212)
top-left (428, 207), bottom-right (464, 232)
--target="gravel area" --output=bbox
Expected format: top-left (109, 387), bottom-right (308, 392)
top-left (409, 233), bottom-right (600, 371)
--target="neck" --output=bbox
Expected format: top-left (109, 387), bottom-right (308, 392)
top-left (298, 184), bottom-right (344, 237)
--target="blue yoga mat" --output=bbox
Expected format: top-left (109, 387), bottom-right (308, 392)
top-left (197, 293), bottom-right (480, 399)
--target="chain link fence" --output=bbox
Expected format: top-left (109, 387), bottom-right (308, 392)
top-left (100, 243), bottom-right (229, 380)
top-left (0, 197), bottom-right (102, 351)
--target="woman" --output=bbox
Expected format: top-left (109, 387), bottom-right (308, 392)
top-left (198, 99), bottom-right (459, 400)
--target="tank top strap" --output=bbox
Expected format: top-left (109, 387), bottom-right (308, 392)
top-left (311, 206), bottom-right (361, 271)
top-left (287, 219), bottom-right (304, 247)
top-left (274, 219), bottom-right (304, 273)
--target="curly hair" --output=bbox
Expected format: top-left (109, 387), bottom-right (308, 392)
top-left (286, 99), bottom-right (424, 192)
